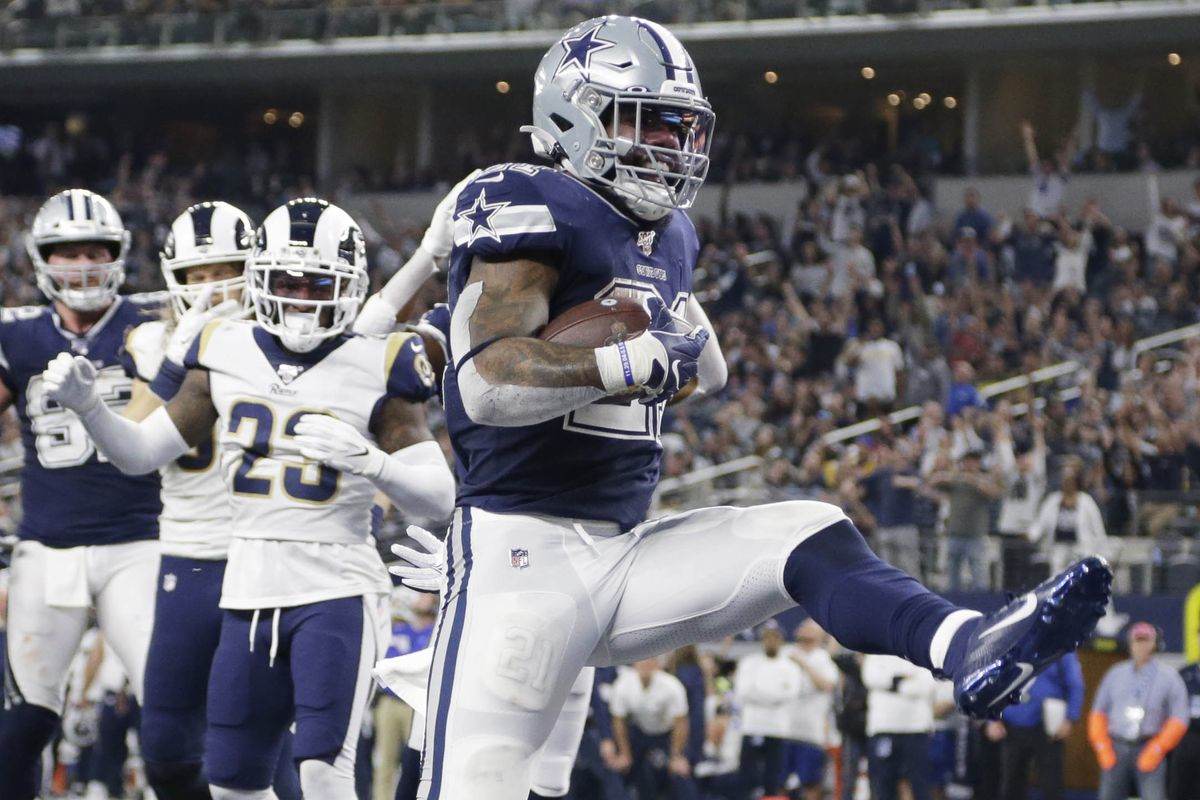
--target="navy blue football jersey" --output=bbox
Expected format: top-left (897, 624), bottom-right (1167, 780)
top-left (443, 163), bottom-right (699, 530)
top-left (0, 297), bottom-right (163, 547)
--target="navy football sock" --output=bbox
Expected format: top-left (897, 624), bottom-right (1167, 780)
top-left (0, 703), bottom-right (59, 800)
top-left (145, 760), bottom-right (212, 800)
top-left (783, 519), bottom-right (963, 671)
top-left (394, 746), bottom-right (422, 800)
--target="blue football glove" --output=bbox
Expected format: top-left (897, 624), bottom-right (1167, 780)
top-left (638, 297), bottom-right (708, 405)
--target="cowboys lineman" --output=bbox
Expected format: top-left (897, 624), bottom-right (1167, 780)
top-left (409, 15), bottom-right (1110, 799)
top-left (0, 189), bottom-right (163, 800)
top-left (122, 201), bottom-right (300, 800)
top-left (43, 198), bottom-right (455, 800)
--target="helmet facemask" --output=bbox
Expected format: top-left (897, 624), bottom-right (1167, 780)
top-left (33, 241), bottom-right (127, 312)
top-left (575, 85), bottom-right (713, 221)
top-left (247, 255), bottom-right (367, 353)
top-left (163, 261), bottom-right (249, 320)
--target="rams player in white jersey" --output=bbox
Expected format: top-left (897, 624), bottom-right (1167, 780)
top-left (121, 201), bottom-right (300, 800)
top-left (42, 198), bottom-right (455, 800)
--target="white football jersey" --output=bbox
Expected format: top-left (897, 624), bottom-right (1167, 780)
top-left (183, 318), bottom-right (436, 609)
top-left (125, 320), bottom-right (230, 560)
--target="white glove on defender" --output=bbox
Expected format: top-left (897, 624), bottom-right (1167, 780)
top-left (43, 353), bottom-right (100, 414)
top-left (421, 168), bottom-right (482, 259)
top-left (292, 413), bottom-right (385, 477)
top-left (165, 284), bottom-right (241, 365)
top-left (389, 525), bottom-right (447, 594)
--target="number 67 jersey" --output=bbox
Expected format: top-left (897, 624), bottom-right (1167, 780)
top-left (181, 318), bottom-right (436, 609)
top-left (0, 299), bottom-right (162, 547)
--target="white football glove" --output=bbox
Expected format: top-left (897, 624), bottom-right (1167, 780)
top-left (165, 284), bottom-right (241, 365)
top-left (42, 352), bottom-right (100, 414)
top-left (388, 525), bottom-right (446, 594)
top-left (292, 413), bottom-right (385, 477)
top-left (421, 168), bottom-right (482, 259)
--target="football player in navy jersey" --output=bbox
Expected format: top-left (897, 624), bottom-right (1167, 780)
top-left (381, 15), bottom-right (1114, 800)
top-left (0, 189), bottom-right (164, 800)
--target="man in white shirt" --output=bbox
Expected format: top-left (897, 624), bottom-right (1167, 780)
top-left (736, 621), bottom-right (803, 796)
top-left (862, 654), bottom-right (937, 800)
top-left (610, 657), bottom-right (697, 799)
top-left (784, 620), bottom-right (840, 800)
top-left (846, 318), bottom-right (905, 416)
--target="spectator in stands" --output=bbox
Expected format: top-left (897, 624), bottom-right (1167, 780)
top-left (930, 448), bottom-right (1004, 591)
top-left (610, 657), bottom-right (697, 799)
top-left (695, 679), bottom-right (742, 799)
top-left (986, 652), bottom-right (1085, 800)
top-left (1052, 215), bottom-right (1093, 295)
top-left (944, 361), bottom-right (987, 418)
top-left (845, 317), bottom-right (905, 418)
top-left (863, 442), bottom-right (922, 579)
top-left (862, 654), bottom-right (936, 800)
top-left (996, 412), bottom-right (1047, 538)
top-left (735, 621), bottom-right (801, 797)
top-left (1004, 208), bottom-right (1057, 287)
top-left (1169, 660), bottom-right (1200, 800)
top-left (1028, 458), bottom-right (1108, 574)
top-left (828, 224), bottom-right (878, 300)
top-left (669, 646), bottom-right (709, 778)
top-left (1020, 121), bottom-right (1072, 219)
top-left (953, 187), bottom-right (993, 242)
top-left (570, 666), bottom-right (628, 800)
top-left (1090, 623), bottom-right (1190, 800)
top-left (784, 620), bottom-right (839, 800)
top-left (947, 228), bottom-right (991, 289)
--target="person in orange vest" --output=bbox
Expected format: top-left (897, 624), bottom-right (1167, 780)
top-left (1088, 622), bottom-right (1189, 800)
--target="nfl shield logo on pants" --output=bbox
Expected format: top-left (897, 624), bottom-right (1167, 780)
top-left (509, 548), bottom-right (530, 569)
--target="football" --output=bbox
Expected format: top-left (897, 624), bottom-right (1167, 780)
top-left (539, 297), bottom-right (650, 347)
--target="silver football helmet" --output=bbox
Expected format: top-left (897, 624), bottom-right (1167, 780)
top-left (524, 15), bottom-right (715, 222)
top-left (26, 189), bottom-right (130, 311)
top-left (161, 201), bottom-right (255, 318)
top-left (247, 198), bottom-right (369, 353)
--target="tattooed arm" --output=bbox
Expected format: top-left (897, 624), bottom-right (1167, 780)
top-left (452, 256), bottom-right (608, 426)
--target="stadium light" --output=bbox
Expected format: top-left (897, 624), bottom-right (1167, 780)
top-left (496, 81), bottom-right (511, 94)
top-left (263, 109), bottom-right (278, 125)
top-left (886, 93), bottom-right (901, 107)
top-left (917, 92), bottom-right (931, 104)
top-left (861, 66), bottom-right (875, 80)
top-left (943, 96), bottom-right (958, 109)
top-left (288, 112), bottom-right (304, 128)
top-left (764, 71), bottom-right (779, 84)
top-left (1168, 52), bottom-right (1182, 66)
top-left (913, 97), bottom-right (927, 110)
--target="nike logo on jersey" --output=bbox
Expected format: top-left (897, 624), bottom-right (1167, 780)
top-left (979, 593), bottom-right (1038, 639)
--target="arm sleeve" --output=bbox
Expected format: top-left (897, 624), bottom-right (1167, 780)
top-left (1065, 655), bottom-right (1086, 722)
top-left (683, 294), bottom-right (727, 396)
top-left (355, 247), bottom-right (439, 336)
top-left (77, 403), bottom-right (189, 475)
top-left (365, 440), bottom-right (455, 524)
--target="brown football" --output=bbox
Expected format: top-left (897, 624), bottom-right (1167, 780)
top-left (539, 297), bottom-right (650, 347)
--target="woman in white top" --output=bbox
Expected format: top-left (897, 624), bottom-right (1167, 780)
top-left (1028, 465), bottom-right (1107, 574)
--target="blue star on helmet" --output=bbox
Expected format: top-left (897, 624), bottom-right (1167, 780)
top-left (457, 189), bottom-right (509, 246)
top-left (555, 26), bottom-right (615, 77)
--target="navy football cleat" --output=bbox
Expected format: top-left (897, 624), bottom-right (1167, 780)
top-left (953, 556), bottom-right (1112, 718)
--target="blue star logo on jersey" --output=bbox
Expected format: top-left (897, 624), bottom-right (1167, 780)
top-left (555, 26), bottom-right (615, 77)
top-left (458, 189), bottom-right (509, 246)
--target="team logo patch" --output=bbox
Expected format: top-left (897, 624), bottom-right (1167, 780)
top-left (555, 26), bottom-right (615, 78)
top-left (637, 230), bottom-right (656, 256)
top-left (509, 548), bottom-right (530, 569)
top-left (276, 363), bottom-right (305, 384)
top-left (162, 573), bottom-right (177, 592)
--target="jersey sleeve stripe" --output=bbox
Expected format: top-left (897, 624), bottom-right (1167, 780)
top-left (184, 318), bottom-right (223, 370)
top-left (452, 205), bottom-right (556, 246)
